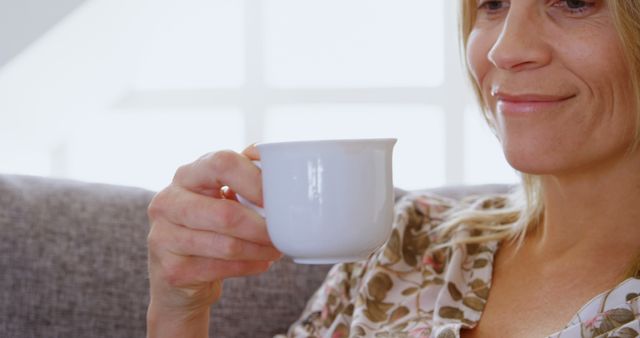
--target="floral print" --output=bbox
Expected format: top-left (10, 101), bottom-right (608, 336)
top-left (275, 193), bottom-right (640, 338)
top-left (548, 278), bottom-right (640, 338)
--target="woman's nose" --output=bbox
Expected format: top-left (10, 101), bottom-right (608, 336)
top-left (487, 8), bottom-right (552, 72)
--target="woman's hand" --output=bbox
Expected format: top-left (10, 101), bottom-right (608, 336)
top-left (146, 146), bottom-right (282, 338)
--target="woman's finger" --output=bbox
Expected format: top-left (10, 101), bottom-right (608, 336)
top-left (241, 143), bottom-right (261, 161)
top-left (153, 220), bottom-right (281, 261)
top-left (151, 251), bottom-right (274, 288)
top-left (172, 150), bottom-right (263, 206)
top-left (149, 186), bottom-right (271, 246)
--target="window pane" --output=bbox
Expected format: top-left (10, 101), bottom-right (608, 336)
top-left (264, 105), bottom-right (446, 190)
top-left (265, 0), bottom-right (444, 88)
top-left (0, 134), bottom-right (53, 177)
top-left (65, 109), bottom-right (245, 191)
top-left (464, 106), bottom-right (519, 185)
top-left (133, 0), bottom-right (244, 89)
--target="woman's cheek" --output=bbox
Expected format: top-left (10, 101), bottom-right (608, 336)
top-left (466, 30), bottom-right (494, 106)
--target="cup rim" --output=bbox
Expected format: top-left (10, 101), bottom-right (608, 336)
top-left (256, 137), bottom-right (397, 148)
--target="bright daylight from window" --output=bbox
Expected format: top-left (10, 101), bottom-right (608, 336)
top-left (0, 0), bottom-right (518, 191)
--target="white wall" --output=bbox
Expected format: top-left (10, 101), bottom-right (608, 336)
top-left (0, 0), bottom-right (86, 67)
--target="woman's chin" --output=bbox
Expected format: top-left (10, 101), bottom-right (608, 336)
top-left (503, 155), bottom-right (559, 177)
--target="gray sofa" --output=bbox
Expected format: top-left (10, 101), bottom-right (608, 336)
top-left (0, 174), bottom-right (509, 337)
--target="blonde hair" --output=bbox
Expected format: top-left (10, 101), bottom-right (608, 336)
top-left (437, 1), bottom-right (640, 263)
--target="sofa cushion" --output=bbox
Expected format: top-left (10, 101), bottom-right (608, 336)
top-left (0, 175), bottom-right (154, 338)
top-left (0, 175), bottom-right (336, 338)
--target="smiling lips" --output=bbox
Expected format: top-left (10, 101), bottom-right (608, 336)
top-left (495, 92), bottom-right (576, 115)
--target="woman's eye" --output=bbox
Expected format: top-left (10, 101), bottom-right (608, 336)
top-left (554, 0), bottom-right (596, 15)
top-left (478, 1), bottom-right (509, 13)
top-left (478, 1), bottom-right (509, 19)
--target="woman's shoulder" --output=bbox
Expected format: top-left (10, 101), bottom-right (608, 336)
top-left (394, 190), bottom-right (510, 232)
top-left (377, 191), bottom-right (508, 267)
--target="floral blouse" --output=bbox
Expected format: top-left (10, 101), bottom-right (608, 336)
top-left (275, 193), bottom-right (640, 338)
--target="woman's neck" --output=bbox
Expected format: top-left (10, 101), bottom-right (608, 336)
top-left (531, 150), bottom-right (640, 265)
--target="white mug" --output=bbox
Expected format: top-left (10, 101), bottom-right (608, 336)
top-left (241, 138), bottom-right (397, 264)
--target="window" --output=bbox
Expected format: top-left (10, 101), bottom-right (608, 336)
top-left (0, 0), bottom-right (517, 191)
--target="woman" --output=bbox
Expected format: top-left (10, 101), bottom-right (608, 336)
top-left (146, 0), bottom-right (640, 337)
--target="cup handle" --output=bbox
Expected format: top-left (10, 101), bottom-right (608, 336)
top-left (236, 161), bottom-right (266, 218)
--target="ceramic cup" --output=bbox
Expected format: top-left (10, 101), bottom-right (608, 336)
top-left (240, 138), bottom-right (397, 264)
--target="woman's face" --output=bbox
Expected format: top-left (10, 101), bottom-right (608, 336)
top-left (467, 0), bottom-right (636, 176)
